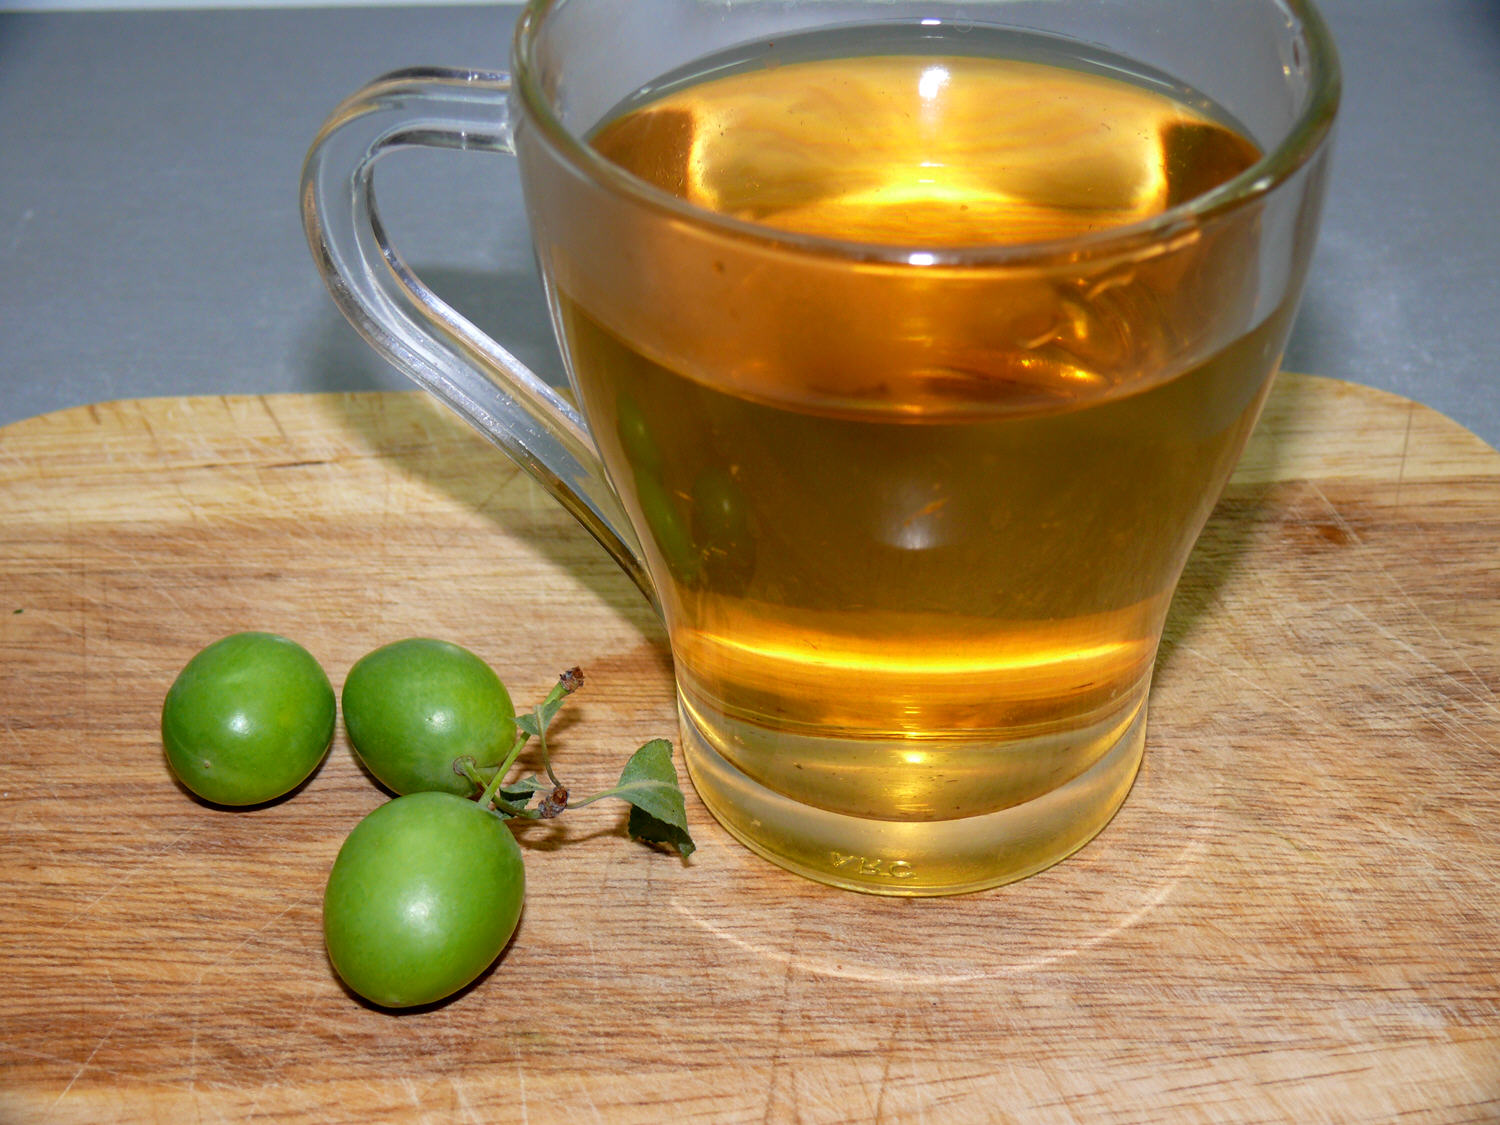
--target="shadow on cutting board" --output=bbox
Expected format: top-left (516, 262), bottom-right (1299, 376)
top-left (1154, 365), bottom-right (1309, 683)
top-left (295, 267), bottom-right (660, 636)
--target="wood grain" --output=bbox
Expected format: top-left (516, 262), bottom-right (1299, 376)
top-left (0, 375), bottom-right (1496, 1123)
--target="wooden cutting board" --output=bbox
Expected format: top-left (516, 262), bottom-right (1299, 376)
top-left (1, 374), bottom-right (1496, 1124)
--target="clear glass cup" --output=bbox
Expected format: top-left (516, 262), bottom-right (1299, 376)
top-left (303, 0), bottom-right (1339, 895)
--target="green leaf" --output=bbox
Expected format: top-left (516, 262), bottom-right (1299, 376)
top-left (498, 776), bottom-right (551, 805)
top-left (514, 685), bottom-right (573, 741)
top-left (627, 804), bottom-right (696, 858)
top-left (615, 739), bottom-right (695, 858)
top-left (533, 693), bottom-right (569, 735)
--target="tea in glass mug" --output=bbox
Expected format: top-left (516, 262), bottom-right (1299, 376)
top-left (303, 0), bottom-right (1339, 895)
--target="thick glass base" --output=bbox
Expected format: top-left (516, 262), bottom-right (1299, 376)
top-left (680, 700), bottom-right (1147, 896)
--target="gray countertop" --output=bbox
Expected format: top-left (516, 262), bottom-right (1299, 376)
top-left (2, 1), bottom-right (1497, 447)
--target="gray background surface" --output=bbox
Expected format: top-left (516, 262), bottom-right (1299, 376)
top-left (1, 1), bottom-right (1497, 446)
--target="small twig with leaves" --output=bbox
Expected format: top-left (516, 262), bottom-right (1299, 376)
top-left (455, 668), bottom-right (694, 857)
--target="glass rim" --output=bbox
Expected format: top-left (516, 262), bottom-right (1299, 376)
top-left (512, 0), bottom-right (1341, 266)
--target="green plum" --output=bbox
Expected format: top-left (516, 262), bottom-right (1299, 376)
top-left (615, 392), bottom-right (662, 473)
top-left (341, 638), bottom-right (515, 796)
top-left (161, 632), bottom-right (335, 806)
top-left (691, 465), bottom-right (756, 590)
top-left (323, 791), bottom-right (525, 1008)
top-left (634, 470), bottom-right (700, 584)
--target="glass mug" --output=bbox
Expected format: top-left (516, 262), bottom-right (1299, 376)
top-left (303, 0), bottom-right (1339, 895)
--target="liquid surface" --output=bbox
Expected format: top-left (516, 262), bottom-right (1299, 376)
top-left (534, 26), bottom-right (1277, 890)
top-left (593, 44), bottom-right (1258, 247)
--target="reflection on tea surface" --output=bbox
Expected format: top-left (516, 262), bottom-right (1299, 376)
top-left (596, 49), bottom-right (1258, 247)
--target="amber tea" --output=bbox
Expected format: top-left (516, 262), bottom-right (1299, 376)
top-left (527, 24), bottom-right (1281, 893)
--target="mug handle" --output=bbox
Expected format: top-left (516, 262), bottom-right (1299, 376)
top-left (300, 67), bottom-right (654, 606)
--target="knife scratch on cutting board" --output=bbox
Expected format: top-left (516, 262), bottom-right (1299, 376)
top-left (56, 828), bottom-right (195, 931)
top-left (1303, 479), bottom-right (1498, 710)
